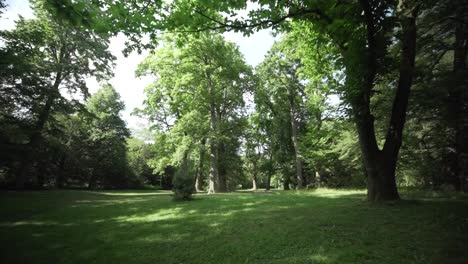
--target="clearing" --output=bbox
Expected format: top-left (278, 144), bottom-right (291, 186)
top-left (0, 189), bottom-right (467, 264)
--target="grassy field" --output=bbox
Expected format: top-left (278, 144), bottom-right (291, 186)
top-left (0, 189), bottom-right (467, 264)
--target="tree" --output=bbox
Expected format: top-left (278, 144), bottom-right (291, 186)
top-left (0, 2), bottom-right (114, 189)
top-left (256, 39), bottom-right (308, 189)
top-left (127, 137), bottom-right (156, 186)
top-left (136, 33), bottom-right (252, 194)
top-left (85, 84), bottom-right (130, 188)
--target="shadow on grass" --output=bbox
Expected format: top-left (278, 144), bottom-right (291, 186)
top-left (0, 190), bottom-right (467, 264)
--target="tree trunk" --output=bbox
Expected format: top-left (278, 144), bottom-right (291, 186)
top-left (252, 158), bottom-right (258, 191)
top-left (15, 69), bottom-right (63, 190)
top-left (208, 105), bottom-right (218, 194)
top-left (449, 0), bottom-right (468, 191)
top-left (288, 89), bottom-right (304, 189)
top-left (206, 69), bottom-right (219, 194)
top-left (15, 95), bottom-right (55, 189)
top-left (194, 139), bottom-right (206, 192)
top-left (266, 173), bottom-right (271, 190)
top-left (56, 154), bottom-right (66, 188)
top-left (356, 1), bottom-right (417, 201)
top-left (315, 171), bottom-right (321, 188)
top-left (217, 142), bottom-right (228, 192)
top-left (283, 169), bottom-right (290, 190)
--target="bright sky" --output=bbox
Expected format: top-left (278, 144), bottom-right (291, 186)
top-left (1, 0), bottom-right (276, 129)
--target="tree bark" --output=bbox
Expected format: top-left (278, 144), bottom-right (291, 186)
top-left (206, 69), bottom-right (219, 194)
top-left (288, 88), bottom-right (304, 189)
top-left (449, 0), bottom-right (468, 191)
top-left (207, 114), bottom-right (218, 194)
top-left (15, 93), bottom-right (56, 189)
top-left (315, 171), bottom-right (321, 188)
top-left (251, 157), bottom-right (258, 191)
top-left (356, 1), bottom-right (417, 201)
top-left (56, 155), bottom-right (66, 188)
top-left (265, 151), bottom-right (273, 190)
top-left (194, 139), bottom-right (206, 192)
top-left (217, 142), bottom-right (228, 192)
top-left (283, 169), bottom-right (290, 190)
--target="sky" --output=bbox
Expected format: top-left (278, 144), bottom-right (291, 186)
top-left (1, 0), bottom-right (277, 129)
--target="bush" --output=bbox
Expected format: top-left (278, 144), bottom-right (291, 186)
top-left (172, 165), bottom-right (195, 201)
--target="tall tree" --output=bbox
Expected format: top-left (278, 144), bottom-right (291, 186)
top-left (256, 40), bottom-right (308, 189)
top-left (0, 3), bottom-right (114, 189)
top-left (85, 84), bottom-right (130, 188)
top-left (136, 33), bottom-right (252, 193)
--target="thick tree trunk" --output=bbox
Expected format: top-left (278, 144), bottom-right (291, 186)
top-left (15, 70), bottom-right (62, 190)
top-left (449, 0), bottom-right (468, 191)
top-left (356, 1), bottom-right (417, 201)
top-left (15, 94), bottom-right (55, 189)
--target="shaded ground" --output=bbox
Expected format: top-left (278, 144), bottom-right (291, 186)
top-left (0, 189), bottom-right (467, 264)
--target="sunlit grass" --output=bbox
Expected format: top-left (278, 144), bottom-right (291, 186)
top-left (0, 189), bottom-right (467, 263)
top-left (300, 188), bottom-right (366, 198)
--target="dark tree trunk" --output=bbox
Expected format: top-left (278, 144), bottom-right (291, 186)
top-left (15, 70), bottom-right (62, 190)
top-left (449, 0), bottom-right (468, 191)
top-left (56, 155), bottom-right (66, 188)
top-left (357, 1), bottom-right (417, 201)
top-left (266, 173), bottom-right (272, 190)
top-left (88, 173), bottom-right (98, 189)
top-left (283, 170), bottom-right (290, 190)
top-left (36, 161), bottom-right (46, 188)
top-left (15, 95), bottom-right (55, 189)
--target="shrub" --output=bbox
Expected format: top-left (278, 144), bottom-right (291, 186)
top-left (172, 165), bottom-right (195, 201)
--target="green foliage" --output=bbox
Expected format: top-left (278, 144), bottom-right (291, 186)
top-left (83, 84), bottom-right (131, 188)
top-left (0, 4), bottom-right (116, 188)
top-left (127, 138), bottom-right (155, 185)
top-left (172, 162), bottom-right (195, 201)
top-left (137, 33), bottom-right (252, 192)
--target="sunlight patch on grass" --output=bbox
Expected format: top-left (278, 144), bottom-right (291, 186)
top-left (114, 207), bottom-right (185, 223)
top-left (308, 254), bottom-right (329, 262)
top-left (306, 188), bottom-right (366, 198)
top-left (87, 191), bottom-right (171, 196)
top-left (0, 220), bottom-right (66, 227)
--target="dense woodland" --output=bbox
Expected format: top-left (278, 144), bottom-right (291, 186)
top-left (0, 0), bottom-right (467, 201)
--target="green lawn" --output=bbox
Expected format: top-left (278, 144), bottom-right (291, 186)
top-left (1, 189), bottom-right (467, 264)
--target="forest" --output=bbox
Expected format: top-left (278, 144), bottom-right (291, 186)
top-left (0, 0), bottom-right (467, 263)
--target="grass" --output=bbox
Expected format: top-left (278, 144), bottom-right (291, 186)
top-left (0, 189), bottom-right (467, 264)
